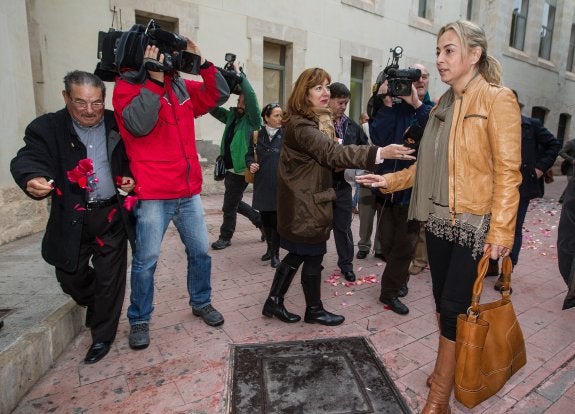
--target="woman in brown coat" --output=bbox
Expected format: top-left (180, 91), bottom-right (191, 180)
top-left (262, 67), bottom-right (414, 326)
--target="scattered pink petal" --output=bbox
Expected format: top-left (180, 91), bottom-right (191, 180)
top-left (55, 187), bottom-right (62, 196)
top-left (357, 266), bottom-right (363, 272)
top-left (73, 203), bottom-right (86, 211)
top-left (345, 291), bottom-right (354, 296)
top-left (95, 236), bottom-right (104, 247)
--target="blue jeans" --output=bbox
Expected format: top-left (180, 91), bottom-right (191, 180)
top-left (128, 196), bottom-right (212, 325)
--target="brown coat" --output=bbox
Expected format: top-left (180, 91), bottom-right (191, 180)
top-left (277, 114), bottom-right (378, 244)
top-left (383, 76), bottom-right (522, 249)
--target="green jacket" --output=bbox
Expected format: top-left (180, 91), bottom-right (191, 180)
top-left (210, 76), bottom-right (261, 174)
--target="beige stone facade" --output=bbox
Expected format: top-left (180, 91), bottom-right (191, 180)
top-left (2, 0), bottom-right (574, 245)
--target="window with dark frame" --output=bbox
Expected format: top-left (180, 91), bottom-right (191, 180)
top-left (135, 13), bottom-right (178, 33)
top-left (531, 106), bottom-right (547, 123)
top-left (349, 59), bottom-right (365, 123)
top-left (466, 0), bottom-right (473, 20)
top-left (418, 0), bottom-right (427, 18)
top-left (509, 0), bottom-right (528, 51)
top-left (263, 42), bottom-right (286, 107)
top-left (557, 113), bottom-right (571, 146)
top-left (538, 0), bottom-right (556, 60)
top-left (567, 23), bottom-right (575, 72)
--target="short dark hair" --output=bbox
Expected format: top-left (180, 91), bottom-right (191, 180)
top-left (63, 70), bottom-right (106, 97)
top-left (329, 82), bottom-right (350, 99)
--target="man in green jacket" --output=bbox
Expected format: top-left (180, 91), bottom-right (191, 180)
top-left (210, 68), bottom-right (263, 249)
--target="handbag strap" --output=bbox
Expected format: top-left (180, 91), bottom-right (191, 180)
top-left (252, 131), bottom-right (258, 163)
top-left (469, 250), bottom-right (513, 314)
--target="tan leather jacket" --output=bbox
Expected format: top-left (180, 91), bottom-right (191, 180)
top-left (384, 76), bottom-right (522, 249)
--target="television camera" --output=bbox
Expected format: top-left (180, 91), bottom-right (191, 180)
top-left (375, 46), bottom-right (421, 97)
top-left (95, 19), bottom-right (201, 81)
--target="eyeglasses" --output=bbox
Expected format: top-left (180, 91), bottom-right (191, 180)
top-left (69, 98), bottom-right (104, 110)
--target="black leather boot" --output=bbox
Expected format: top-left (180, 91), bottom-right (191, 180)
top-left (270, 228), bottom-right (280, 268)
top-left (261, 227), bottom-right (273, 261)
top-left (302, 272), bottom-right (344, 326)
top-left (262, 262), bottom-right (301, 323)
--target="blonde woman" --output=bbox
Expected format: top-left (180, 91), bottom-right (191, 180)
top-left (358, 21), bottom-right (521, 412)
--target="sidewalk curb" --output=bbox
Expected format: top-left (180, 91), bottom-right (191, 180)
top-left (0, 300), bottom-right (84, 414)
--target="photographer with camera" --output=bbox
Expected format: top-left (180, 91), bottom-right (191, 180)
top-left (112, 32), bottom-right (230, 350)
top-left (210, 59), bottom-right (264, 251)
top-left (370, 61), bottom-right (434, 315)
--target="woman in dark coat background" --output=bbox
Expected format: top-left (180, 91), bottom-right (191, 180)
top-left (261, 67), bottom-right (414, 326)
top-left (246, 102), bottom-right (284, 268)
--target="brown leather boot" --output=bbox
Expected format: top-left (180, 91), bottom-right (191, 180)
top-left (421, 336), bottom-right (456, 414)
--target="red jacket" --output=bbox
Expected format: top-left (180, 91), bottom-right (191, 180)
top-left (113, 62), bottom-right (229, 199)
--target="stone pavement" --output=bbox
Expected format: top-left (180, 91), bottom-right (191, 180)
top-left (5, 176), bottom-right (575, 414)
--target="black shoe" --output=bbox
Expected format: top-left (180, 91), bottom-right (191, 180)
top-left (356, 250), bottom-right (368, 259)
top-left (343, 271), bottom-right (356, 282)
top-left (211, 238), bottom-right (231, 250)
top-left (380, 297), bottom-right (409, 315)
top-left (304, 305), bottom-right (345, 326)
top-left (261, 248), bottom-right (272, 261)
top-left (262, 297), bottom-right (301, 323)
top-left (129, 323), bottom-right (150, 350)
top-left (374, 253), bottom-right (386, 261)
top-left (84, 342), bottom-right (111, 364)
top-left (192, 304), bottom-right (224, 326)
top-left (398, 283), bottom-right (408, 298)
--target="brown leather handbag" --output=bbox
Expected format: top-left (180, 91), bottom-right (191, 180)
top-left (454, 251), bottom-right (527, 408)
top-left (245, 131), bottom-right (258, 183)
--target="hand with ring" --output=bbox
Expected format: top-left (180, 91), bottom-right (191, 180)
top-left (378, 144), bottom-right (415, 161)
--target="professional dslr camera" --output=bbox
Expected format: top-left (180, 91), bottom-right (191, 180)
top-left (216, 52), bottom-right (244, 94)
top-left (375, 46), bottom-right (421, 97)
top-left (95, 19), bottom-right (201, 81)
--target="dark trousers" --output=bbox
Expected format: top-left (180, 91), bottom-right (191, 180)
top-left (332, 182), bottom-right (354, 273)
top-left (219, 172), bottom-right (262, 240)
top-left (55, 203), bottom-right (127, 344)
top-left (260, 211), bottom-right (277, 229)
top-left (426, 231), bottom-right (481, 341)
top-left (378, 204), bottom-right (419, 298)
top-left (510, 197), bottom-right (530, 266)
top-left (357, 186), bottom-right (382, 254)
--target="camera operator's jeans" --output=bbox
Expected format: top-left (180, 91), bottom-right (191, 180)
top-left (127, 196), bottom-right (212, 325)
